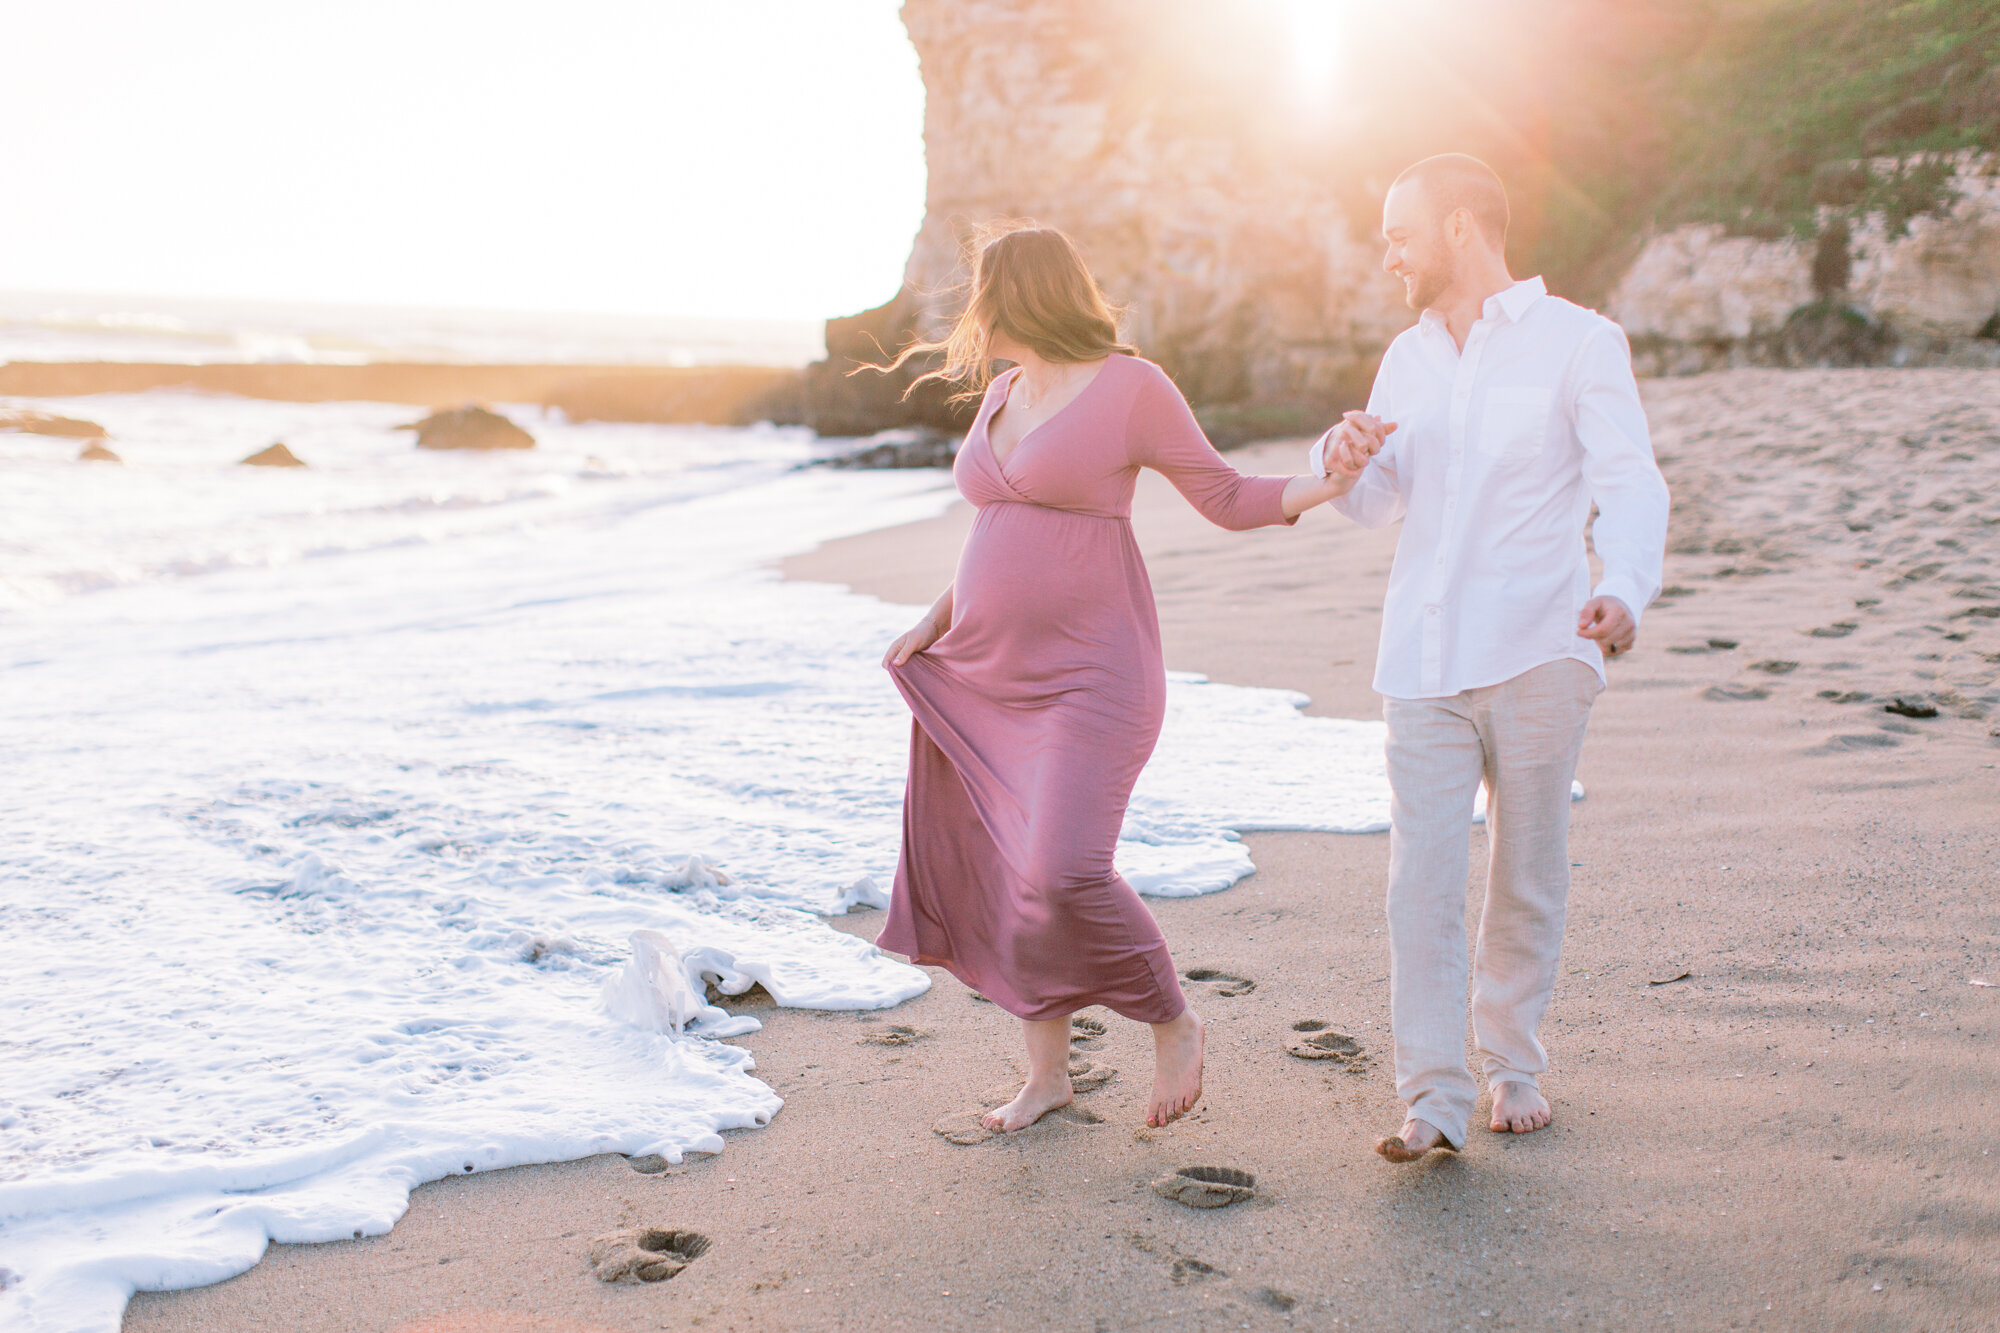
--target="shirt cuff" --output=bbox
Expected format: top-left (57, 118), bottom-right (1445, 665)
top-left (1307, 427), bottom-right (1336, 479)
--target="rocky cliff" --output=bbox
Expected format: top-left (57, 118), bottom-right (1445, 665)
top-left (804, 0), bottom-right (1408, 441)
top-left (1610, 153), bottom-right (2000, 373)
top-left (803, 1), bottom-right (2000, 441)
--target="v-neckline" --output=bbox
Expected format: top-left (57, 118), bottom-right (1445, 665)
top-left (985, 356), bottom-right (1114, 472)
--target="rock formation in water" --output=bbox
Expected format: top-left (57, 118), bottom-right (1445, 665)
top-left (241, 442), bottom-right (307, 468)
top-left (78, 441), bottom-right (122, 463)
top-left (1, 409), bottom-right (109, 439)
top-left (401, 405), bottom-right (536, 451)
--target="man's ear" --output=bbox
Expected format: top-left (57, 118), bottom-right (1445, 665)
top-left (1445, 206), bottom-right (1472, 249)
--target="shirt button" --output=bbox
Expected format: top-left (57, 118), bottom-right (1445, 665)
top-left (1427, 606), bottom-right (1439, 616)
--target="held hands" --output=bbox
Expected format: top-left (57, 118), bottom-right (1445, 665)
top-left (883, 614), bottom-right (944, 668)
top-left (1285, 412), bottom-right (1397, 516)
top-left (1326, 411), bottom-right (1395, 486)
top-left (1577, 596), bottom-right (1636, 659)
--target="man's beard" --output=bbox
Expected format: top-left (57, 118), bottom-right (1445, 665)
top-left (1405, 259), bottom-right (1453, 311)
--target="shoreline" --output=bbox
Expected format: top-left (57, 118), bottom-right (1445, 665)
top-left (123, 377), bottom-right (2000, 1331)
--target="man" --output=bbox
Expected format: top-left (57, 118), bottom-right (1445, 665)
top-left (1314, 154), bottom-right (1670, 1161)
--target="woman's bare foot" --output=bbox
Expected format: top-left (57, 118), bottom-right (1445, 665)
top-left (1146, 1008), bottom-right (1204, 1127)
top-left (982, 1015), bottom-right (1075, 1133)
top-left (1489, 1081), bottom-right (1552, 1134)
top-left (980, 1072), bottom-right (1073, 1133)
top-left (1375, 1116), bottom-right (1454, 1163)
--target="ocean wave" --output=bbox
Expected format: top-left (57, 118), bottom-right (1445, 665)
top-left (0, 400), bottom-right (1399, 1331)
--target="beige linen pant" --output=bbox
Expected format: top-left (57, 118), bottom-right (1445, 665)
top-left (1381, 657), bottom-right (1602, 1146)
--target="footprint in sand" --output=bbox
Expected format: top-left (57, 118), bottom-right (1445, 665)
top-left (1817, 689), bottom-right (1873, 704)
top-left (1750, 659), bottom-right (1799, 674)
top-left (1152, 1165), bottom-right (1257, 1209)
top-left (933, 1057), bottom-right (1121, 1144)
top-left (1805, 621), bottom-right (1860, 638)
top-left (1255, 1287), bottom-right (1300, 1312)
top-left (1283, 1020), bottom-right (1369, 1071)
top-left (625, 1154), bottom-right (672, 1175)
top-left (858, 1023), bottom-right (927, 1047)
top-left (1070, 1015), bottom-right (1108, 1045)
top-left (1067, 1056), bottom-right (1118, 1090)
top-left (589, 1228), bottom-right (710, 1283)
top-left (974, 1059), bottom-right (1117, 1104)
top-left (1170, 1257), bottom-right (1227, 1285)
top-left (1667, 638), bottom-right (1739, 654)
top-left (1883, 696), bottom-right (1940, 718)
top-left (1702, 684), bottom-right (1770, 701)
top-left (1182, 967), bottom-right (1256, 998)
top-left (1819, 733), bottom-right (1901, 751)
top-left (932, 1096), bottom-right (1107, 1144)
top-left (931, 1108), bottom-right (994, 1145)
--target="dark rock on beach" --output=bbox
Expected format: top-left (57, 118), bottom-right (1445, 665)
top-left (241, 442), bottom-right (306, 468)
top-left (401, 405), bottom-right (535, 451)
top-left (1779, 301), bottom-right (1895, 369)
top-left (77, 441), bottom-right (122, 463)
top-left (816, 427), bottom-right (958, 470)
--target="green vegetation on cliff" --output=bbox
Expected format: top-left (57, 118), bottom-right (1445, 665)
top-left (1666, 0), bottom-right (1999, 226)
top-left (1530, 0), bottom-right (2000, 295)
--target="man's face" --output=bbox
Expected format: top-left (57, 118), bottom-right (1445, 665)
top-left (1381, 181), bottom-right (1454, 311)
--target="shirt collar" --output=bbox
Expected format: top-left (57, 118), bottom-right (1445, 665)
top-left (1420, 276), bottom-right (1547, 334)
top-left (1488, 275), bottom-right (1546, 323)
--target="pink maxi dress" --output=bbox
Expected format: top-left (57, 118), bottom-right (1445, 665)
top-left (879, 354), bottom-right (1296, 1024)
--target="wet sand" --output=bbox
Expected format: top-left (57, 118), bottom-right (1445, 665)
top-left (126, 368), bottom-right (2000, 1332)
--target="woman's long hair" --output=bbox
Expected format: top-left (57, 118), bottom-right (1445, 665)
top-left (871, 225), bottom-right (1136, 402)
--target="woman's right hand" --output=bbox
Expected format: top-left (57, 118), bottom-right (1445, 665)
top-left (883, 614), bottom-right (944, 668)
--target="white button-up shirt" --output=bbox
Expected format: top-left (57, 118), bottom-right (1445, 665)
top-left (1310, 276), bottom-right (1670, 700)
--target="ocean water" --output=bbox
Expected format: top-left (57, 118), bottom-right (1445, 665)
top-left (0, 291), bottom-right (824, 367)
top-left (0, 393), bottom-right (1407, 1332)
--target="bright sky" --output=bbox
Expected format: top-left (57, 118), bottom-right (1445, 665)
top-left (2, 1), bottom-right (927, 322)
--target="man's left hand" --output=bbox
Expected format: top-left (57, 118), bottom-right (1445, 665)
top-left (1577, 596), bottom-right (1636, 659)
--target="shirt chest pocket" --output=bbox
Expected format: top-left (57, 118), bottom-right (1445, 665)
top-left (1482, 386), bottom-right (1552, 463)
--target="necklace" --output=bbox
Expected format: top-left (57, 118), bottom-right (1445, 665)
top-left (1013, 363), bottom-right (1079, 412)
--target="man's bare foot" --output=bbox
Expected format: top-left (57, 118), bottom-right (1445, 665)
top-left (1375, 1117), bottom-right (1455, 1163)
top-left (1489, 1081), bottom-right (1552, 1134)
top-left (1147, 1008), bottom-right (1204, 1127)
top-left (980, 1073), bottom-right (1072, 1133)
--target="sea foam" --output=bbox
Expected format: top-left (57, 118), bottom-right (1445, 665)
top-left (1, 393), bottom-right (1405, 1331)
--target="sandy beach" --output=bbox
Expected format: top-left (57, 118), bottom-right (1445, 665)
top-left (122, 368), bottom-right (2000, 1333)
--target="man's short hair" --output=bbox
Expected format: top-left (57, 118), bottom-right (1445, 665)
top-left (1391, 154), bottom-right (1510, 245)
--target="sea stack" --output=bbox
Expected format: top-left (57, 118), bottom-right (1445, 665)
top-left (78, 441), bottom-right (122, 463)
top-left (241, 442), bottom-right (307, 467)
top-left (1, 409), bottom-right (110, 439)
top-left (402, 405), bottom-right (536, 451)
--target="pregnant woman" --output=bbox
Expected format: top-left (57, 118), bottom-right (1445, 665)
top-left (875, 226), bottom-right (1373, 1131)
